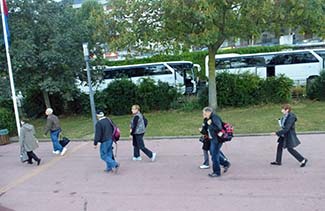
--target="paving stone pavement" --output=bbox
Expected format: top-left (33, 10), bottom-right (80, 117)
top-left (0, 134), bottom-right (324, 211)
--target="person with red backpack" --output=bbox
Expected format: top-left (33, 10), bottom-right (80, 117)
top-left (199, 117), bottom-right (230, 170)
top-left (202, 107), bottom-right (231, 178)
top-left (94, 110), bottom-right (119, 173)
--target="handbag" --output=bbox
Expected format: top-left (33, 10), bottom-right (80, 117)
top-left (59, 136), bottom-right (71, 148)
top-left (20, 146), bottom-right (29, 163)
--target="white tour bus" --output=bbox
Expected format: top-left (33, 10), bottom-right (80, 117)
top-left (205, 49), bottom-right (324, 85)
top-left (77, 61), bottom-right (200, 94)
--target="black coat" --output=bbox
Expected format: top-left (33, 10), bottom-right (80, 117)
top-left (276, 112), bottom-right (301, 148)
top-left (207, 112), bottom-right (223, 142)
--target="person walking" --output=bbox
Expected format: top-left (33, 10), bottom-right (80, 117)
top-left (130, 105), bottom-right (156, 162)
top-left (271, 104), bottom-right (308, 167)
top-left (94, 111), bottom-right (119, 173)
top-left (199, 117), bottom-right (230, 170)
top-left (19, 118), bottom-right (41, 165)
top-left (44, 108), bottom-right (67, 156)
top-left (202, 107), bottom-right (231, 178)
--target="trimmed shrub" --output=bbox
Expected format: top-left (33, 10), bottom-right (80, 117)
top-left (216, 72), bottom-right (261, 107)
top-left (259, 75), bottom-right (293, 103)
top-left (96, 79), bottom-right (138, 115)
top-left (307, 70), bottom-right (325, 101)
top-left (198, 73), bottom-right (293, 107)
top-left (0, 108), bottom-right (16, 134)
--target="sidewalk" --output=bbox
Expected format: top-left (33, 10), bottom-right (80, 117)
top-left (0, 134), bottom-right (324, 211)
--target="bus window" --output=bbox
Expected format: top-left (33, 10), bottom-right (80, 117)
top-left (144, 65), bottom-right (172, 76)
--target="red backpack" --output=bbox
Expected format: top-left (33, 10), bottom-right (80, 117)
top-left (219, 122), bottom-right (234, 142)
top-left (108, 118), bottom-right (120, 143)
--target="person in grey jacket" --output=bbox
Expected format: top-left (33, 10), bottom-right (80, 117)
top-left (44, 108), bottom-right (67, 156)
top-left (271, 104), bottom-right (308, 167)
top-left (19, 118), bottom-right (41, 165)
top-left (130, 105), bottom-right (156, 161)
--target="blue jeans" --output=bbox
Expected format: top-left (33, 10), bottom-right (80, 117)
top-left (100, 139), bottom-right (118, 171)
top-left (210, 139), bottom-right (228, 175)
top-left (50, 129), bottom-right (62, 152)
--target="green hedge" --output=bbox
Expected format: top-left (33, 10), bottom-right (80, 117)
top-left (198, 72), bottom-right (293, 108)
top-left (0, 108), bottom-right (16, 134)
top-left (95, 79), bottom-right (179, 115)
top-left (307, 70), bottom-right (325, 101)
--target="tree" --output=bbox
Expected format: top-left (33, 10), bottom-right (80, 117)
top-left (5, 0), bottom-right (85, 109)
top-left (108, 0), bottom-right (271, 109)
top-left (107, 0), bottom-right (325, 109)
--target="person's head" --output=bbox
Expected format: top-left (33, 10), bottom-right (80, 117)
top-left (20, 118), bottom-right (29, 126)
top-left (131, 105), bottom-right (140, 114)
top-left (202, 107), bottom-right (213, 119)
top-left (45, 108), bottom-right (53, 116)
top-left (96, 110), bottom-right (105, 119)
top-left (281, 104), bottom-right (292, 115)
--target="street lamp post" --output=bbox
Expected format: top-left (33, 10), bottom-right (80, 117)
top-left (82, 42), bottom-right (97, 131)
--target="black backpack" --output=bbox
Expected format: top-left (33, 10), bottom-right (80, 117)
top-left (143, 115), bottom-right (148, 128)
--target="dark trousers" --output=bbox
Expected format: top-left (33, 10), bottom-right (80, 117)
top-left (133, 134), bottom-right (153, 158)
top-left (210, 139), bottom-right (230, 175)
top-left (27, 151), bottom-right (40, 163)
top-left (276, 139), bottom-right (304, 164)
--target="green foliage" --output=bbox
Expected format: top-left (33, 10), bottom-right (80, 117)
top-left (96, 79), bottom-right (138, 115)
top-left (0, 108), bottom-right (16, 134)
top-left (198, 73), bottom-right (293, 107)
top-left (95, 79), bottom-right (179, 115)
top-left (259, 75), bottom-right (293, 103)
top-left (307, 70), bottom-right (325, 101)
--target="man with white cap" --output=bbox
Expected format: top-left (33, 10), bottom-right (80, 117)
top-left (94, 110), bottom-right (119, 173)
top-left (44, 108), bottom-right (67, 156)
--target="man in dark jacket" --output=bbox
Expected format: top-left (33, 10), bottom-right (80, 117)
top-left (94, 111), bottom-right (119, 173)
top-left (271, 104), bottom-right (308, 167)
top-left (203, 107), bottom-right (231, 178)
top-left (44, 108), bottom-right (67, 156)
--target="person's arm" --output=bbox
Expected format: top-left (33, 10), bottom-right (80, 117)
top-left (131, 116), bottom-right (139, 135)
top-left (44, 117), bottom-right (52, 135)
top-left (276, 114), bottom-right (295, 137)
top-left (94, 122), bottom-right (102, 146)
top-left (19, 128), bottom-right (24, 147)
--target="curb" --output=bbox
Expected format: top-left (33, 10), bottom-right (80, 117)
top-left (8, 131), bottom-right (325, 143)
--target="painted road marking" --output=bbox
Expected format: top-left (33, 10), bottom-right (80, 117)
top-left (0, 142), bottom-right (89, 195)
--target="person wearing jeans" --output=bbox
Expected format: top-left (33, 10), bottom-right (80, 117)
top-left (44, 108), bottom-right (67, 156)
top-left (94, 111), bottom-right (119, 173)
top-left (202, 107), bottom-right (231, 178)
top-left (271, 104), bottom-right (308, 167)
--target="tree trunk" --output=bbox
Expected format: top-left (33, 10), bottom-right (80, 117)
top-left (42, 90), bottom-right (51, 109)
top-left (208, 46), bottom-right (218, 110)
top-left (208, 41), bottom-right (224, 110)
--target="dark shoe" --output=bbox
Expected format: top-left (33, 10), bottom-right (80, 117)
top-left (208, 173), bottom-right (221, 178)
top-left (27, 161), bottom-right (33, 164)
top-left (223, 163), bottom-right (231, 173)
top-left (37, 159), bottom-right (41, 166)
top-left (270, 161), bottom-right (281, 166)
top-left (300, 159), bottom-right (308, 167)
top-left (113, 163), bottom-right (120, 174)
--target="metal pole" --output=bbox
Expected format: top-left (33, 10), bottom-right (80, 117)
top-left (83, 43), bottom-right (97, 131)
top-left (1, 0), bottom-right (20, 136)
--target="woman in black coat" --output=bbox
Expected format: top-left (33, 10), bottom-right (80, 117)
top-left (271, 104), bottom-right (308, 167)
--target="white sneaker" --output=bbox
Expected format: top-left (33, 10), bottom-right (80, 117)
top-left (132, 157), bottom-right (142, 161)
top-left (60, 147), bottom-right (68, 156)
top-left (151, 152), bottom-right (157, 162)
top-left (53, 150), bottom-right (60, 155)
top-left (200, 165), bottom-right (210, 169)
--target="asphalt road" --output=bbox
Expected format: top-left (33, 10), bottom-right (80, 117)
top-left (0, 134), bottom-right (324, 211)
